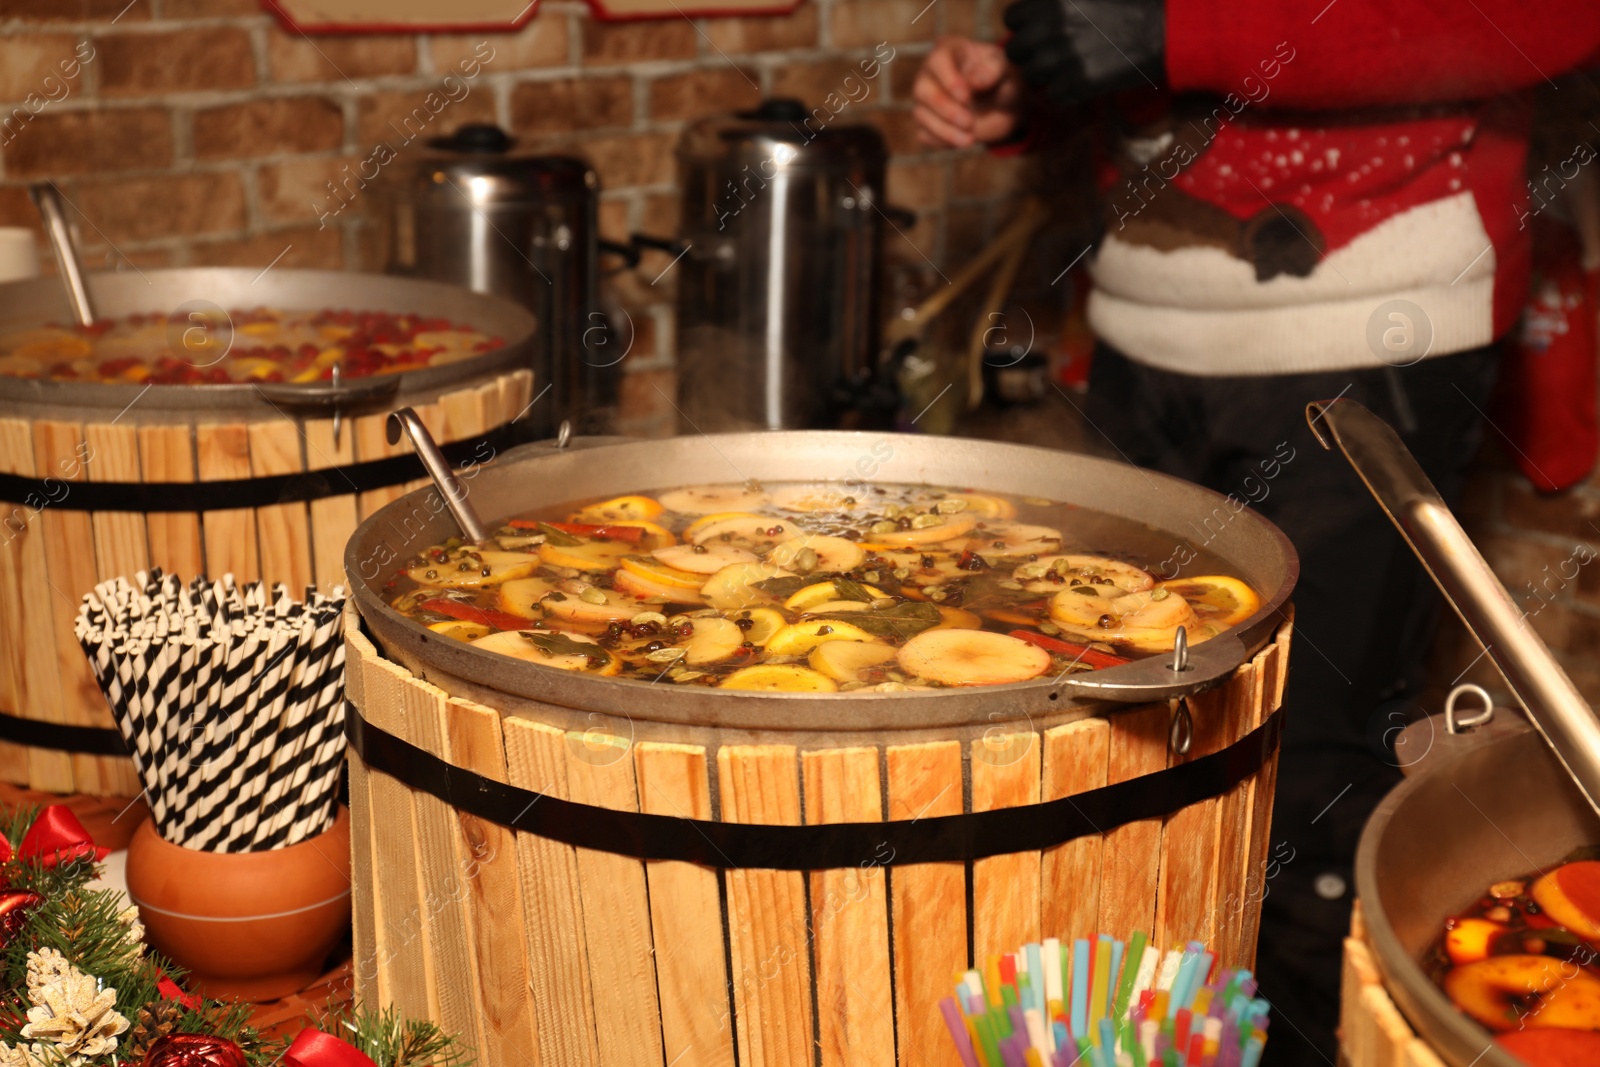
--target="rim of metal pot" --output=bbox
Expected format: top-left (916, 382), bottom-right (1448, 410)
top-left (346, 431), bottom-right (1299, 731)
top-left (0, 268), bottom-right (535, 412)
top-left (1355, 726), bottom-right (1532, 1067)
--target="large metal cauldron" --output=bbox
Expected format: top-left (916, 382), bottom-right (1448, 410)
top-left (346, 431), bottom-right (1298, 733)
top-left (0, 268), bottom-right (535, 413)
top-left (1356, 717), bottom-right (1599, 1067)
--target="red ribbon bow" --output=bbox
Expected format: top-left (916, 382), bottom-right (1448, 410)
top-left (285, 1028), bottom-right (380, 1067)
top-left (0, 805), bottom-right (109, 868)
top-left (156, 972), bottom-right (202, 1009)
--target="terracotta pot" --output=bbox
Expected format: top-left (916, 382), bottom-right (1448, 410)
top-left (125, 808), bottom-right (351, 1002)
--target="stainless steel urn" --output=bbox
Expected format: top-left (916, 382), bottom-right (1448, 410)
top-left (372, 125), bottom-right (615, 435)
top-left (668, 100), bottom-right (890, 432)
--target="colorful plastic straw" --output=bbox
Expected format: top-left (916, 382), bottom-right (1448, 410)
top-left (938, 933), bottom-right (1272, 1067)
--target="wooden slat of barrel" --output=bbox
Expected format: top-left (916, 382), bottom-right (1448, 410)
top-left (441, 385), bottom-right (486, 449)
top-left (83, 421), bottom-right (148, 797)
top-left (564, 734), bottom-right (666, 1067)
top-left (1097, 704), bottom-right (1170, 943)
top-left (34, 420), bottom-right (110, 794)
top-left (343, 624), bottom-right (382, 1008)
top-left (886, 740), bottom-right (966, 1067)
top-left (1341, 913), bottom-right (1450, 1067)
top-left (403, 678), bottom-right (480, 1046)
top-left (138, 424), bottom-right (204, 579)
top-left (0, 417), bottom-right (69, 790)
top-left (353, 411), bottom-right (408, 520)
top-left (972, 731), bottom-right (1042, 962)
top-left (1042, 718), bottom-right (1111, 948)
top-left (1156, 686), bottom-right (1233, 951)
top-left (197, 423), bottom-right (260, 582)
top-left (502, 370), bottom-right (533, 430)
top-left (719, 744), bottom-right (813, 1067)
top-left (1209, 668), bottom-right (1262, 968)
top-left (249, 419), bottom-right (313, 592)
top-left (502, 716), bottom-right (602, 1066)
top-left (303, 417), bottom-right (358, 591)
top-left (1238, 617), bottom-right (1291, 966)
top-left (634, 741), bottom-right (737, 1067)
top-left (804, 746), bottom-right (895, 1066)
top-left (360, 653), bottom-right (440, 1022)
top-left (442, 697), bottom-right (542, 1067)
top-left (85, 423), bottom-right (150, 584)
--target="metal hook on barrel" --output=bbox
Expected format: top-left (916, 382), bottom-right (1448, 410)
top-left (1169, 698), bottom-right (1194, 756)
top-left (1170, 626), bottom-right (1190, 674)
top-left (1444, 683), bottom-right (1495, 735)
top-left (386, 406), bottom-right (490, 543)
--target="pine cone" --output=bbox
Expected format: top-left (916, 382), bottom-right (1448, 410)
top-left (18, 947), bottom-right (131, 1064)
top-left (125, 1000), bottom-right (184, 1061)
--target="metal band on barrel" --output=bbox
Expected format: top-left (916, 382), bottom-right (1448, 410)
top-left (345, 702), bottom-right (1285, 870)
top-left (0, 711), bottom-right (129, 756)
top-left (0, 423), bottom-right (516, 514)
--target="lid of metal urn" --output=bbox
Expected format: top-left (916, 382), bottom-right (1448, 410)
top-left (389, 124), bottom-right (599, 207)
top-left (678, 98), bottom-right (887, 174)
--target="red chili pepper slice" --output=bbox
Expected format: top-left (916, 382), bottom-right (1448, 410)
top-left (1007, 629), bottom-right (1131, 669)
top-left (421, 599), bottom-right (535, 632)
top-left (508, 520), bottom-right (645, 543)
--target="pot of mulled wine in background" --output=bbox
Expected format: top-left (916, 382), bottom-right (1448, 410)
top-left (124, 807), bottom-right (351, 1002)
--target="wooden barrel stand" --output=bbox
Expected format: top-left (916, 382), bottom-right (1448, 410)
top-left (344, 608), bottom-right (1292, 1067)
top-left (0, 369), bottom-right (532, 794)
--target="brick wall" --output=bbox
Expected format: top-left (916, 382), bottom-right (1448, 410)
top-left (0, 0), bottom-right (1041, 436)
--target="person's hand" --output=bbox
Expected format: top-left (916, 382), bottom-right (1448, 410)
top-left (912, 37), bottom-right (1025, 149)
top-left (1004, 0), bottom-right (1164, 106)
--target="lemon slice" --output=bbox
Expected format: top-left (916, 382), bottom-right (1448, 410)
top-left (571, 494), bottom-right (664, 523)
top-left (661, 484), bottom-right (772, 514)
top-left (784, 580), bottom-right (889, 611)
top-left (538, 538), bottom-right (632, 572)
top-left (1154, 575), bottom-right (1260, 630)
top-left (736, 607), bottom-right (787, 645)
top-left (764, 619), bottom-right (878, 656)
top-left (407, 549), bottom-right (540, 589)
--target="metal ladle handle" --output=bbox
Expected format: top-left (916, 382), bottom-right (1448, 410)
top-left (1307, 398), bottom-right (1600, 816)
top-left (386, 407), bottom-right (490, 544)
top-left (29, 183), bottom-right (95, 328)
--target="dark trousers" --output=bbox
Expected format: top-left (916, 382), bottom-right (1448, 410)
top-left (1086, 342), bottom-right (1500, 1066)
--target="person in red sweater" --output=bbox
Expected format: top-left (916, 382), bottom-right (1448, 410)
top-left (916, 4), bottom-right (1600, 1062)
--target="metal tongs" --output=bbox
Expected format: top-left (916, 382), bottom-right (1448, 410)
top-left (1308, 398), bottom-right (1600, 815)
top-left (386, 407), bottom-right (491, 543)
top-left (30, 182), bottom-right (95, 327)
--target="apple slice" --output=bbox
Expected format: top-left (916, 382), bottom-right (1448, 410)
top-left (1532, 861), bottom-right (1600, 941)
top-left (1445, 918), bottom-right (1505, 966)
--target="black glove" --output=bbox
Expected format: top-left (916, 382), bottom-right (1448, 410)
top-left (1004, 0), bottom-right (1165, 106)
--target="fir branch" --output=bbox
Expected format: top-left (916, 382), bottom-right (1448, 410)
top-left (313, 1005), bottom-right (471, 1067)
top-left (9, 886), bottom-right (147, 991)
top-left (0, 805), bottom-right (39, 850)
top-left (171, 999), bottom-right (284, 1067)
top-left (0, 854), bottom-right (99, 899)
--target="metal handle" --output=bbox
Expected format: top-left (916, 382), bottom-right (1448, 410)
top-left (29, 183), bottom-right (95, 327)
top-left (1307, 398), bottom-right (1600, 816)
top-left (386, 406), bottom-right (490, 543)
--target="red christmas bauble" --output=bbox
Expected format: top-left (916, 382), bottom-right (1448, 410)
top-left (143, 1034), bottom-right (249, 1067)
top-left (0, 890), bottom-right (41, 949)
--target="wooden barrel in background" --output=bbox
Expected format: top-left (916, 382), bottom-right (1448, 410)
top-left (0, 368), bottom-right (533, 795)
top-left (342, 606), bottom-right (1291, 1067)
